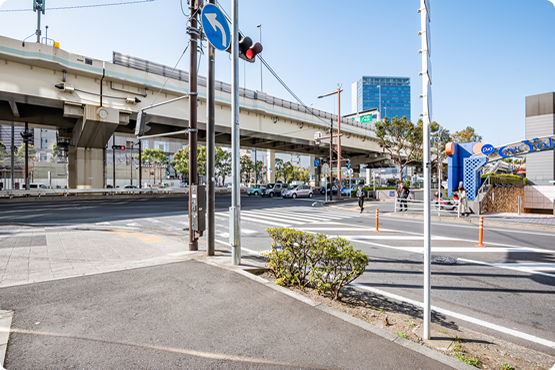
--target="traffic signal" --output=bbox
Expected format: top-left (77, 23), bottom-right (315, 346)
top-left (112, 145), bottom-right (126, 150)
top-left (135, 110), bottom-right (152, 136)
top-left (238, 36), bottom-right (263, 63)
top-left (346, 159), bottom-right (351, 169)
top-left (20, 130), bottom-right (33, 143)
top-left (33, 0), bottom-right (45, 14)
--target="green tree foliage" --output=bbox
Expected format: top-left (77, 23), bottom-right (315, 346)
top-left (375, 116), bottom-right (423, 176)
top-left (135, 148), bottom-right (168, 184)
top-left (171, 145), bottom-right (207, 178)
top-left (450, 126), bottom-right (482, 144)
top-left (240, 154), bottom-right (254, 183)
top-left (0, 141), bottom-right (5, 151)
top-left (430, 122), bottom-right (450, 176)
top-left (254, 160), bottom-right (265, 183)
top-left (215, 147), bottom-right (231, 184)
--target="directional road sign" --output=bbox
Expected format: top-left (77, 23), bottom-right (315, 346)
top-left (314, 159), bottom-right (320, 167)
top-left (201, 4), bottom-right (231, 51)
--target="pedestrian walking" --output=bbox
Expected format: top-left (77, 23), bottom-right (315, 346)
top-left (357, 185), bottom-right (365, 213)
top-left (397, 183), bottom-right (409, 212)
top-left (457, 185), bottom-right (469, 217)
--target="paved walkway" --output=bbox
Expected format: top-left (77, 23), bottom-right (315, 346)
top-left (476, 212), bottom-right (555, 226)
top-left (0, 224), bottom-right (471, 369)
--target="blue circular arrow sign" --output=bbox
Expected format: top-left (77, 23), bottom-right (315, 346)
top-left (201, 4), bottom-right (231, 51)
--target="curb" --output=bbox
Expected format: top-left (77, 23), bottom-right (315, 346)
top-left (0, 310), bottom-right (14, 369)
top-left (234, 269), bottom-right (475, 370)
top-left (382, 212), bottom-right (555, 232)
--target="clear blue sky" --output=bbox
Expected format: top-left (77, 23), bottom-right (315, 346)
top-left (1, 0), bottom-right (554, 146)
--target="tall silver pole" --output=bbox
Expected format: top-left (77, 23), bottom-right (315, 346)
top-left (257, 24), bottom-right (262, 91)
top-left (36, 1), bottom-right (42, 43)
top-left (10, 125), bottom-right (14, 189)
top-left (206, 0), bottom-right (216, 257)
top-left (230, 0), bottom-right (241, 265)
top-left (421, 0), bottom-right (432, 340)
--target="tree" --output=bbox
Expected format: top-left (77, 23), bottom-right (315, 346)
top-left (254, 160), bottom-right (265, 183)
top-left (171, 145), bottom-right (207, 180)
top-left (50, 143), bottom-right (63, 163)
top-left (430, 122), bottom-right (450, 178)
top-left (275, 158), bottom-right (294, 183)
top-left (17, 143), bottom-right (38, 182)
top-left (240, 154), bottom-right (254, 183)
top-left (451, 126), bottom-right (482, 143)
top-left (136, 148), bottom-right (167, 184)
top-left (0, 141), bottom-right (5, 151)
top-left (375, 116), bottom-right (423, 178)
top-left (215, 147), bottom-right (231, 185)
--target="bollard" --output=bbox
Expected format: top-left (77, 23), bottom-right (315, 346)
top-left (375, 208), bottom-right (381, 233)
top-left (518, 196), bottom-right (521, 216)
top-left (475, 216), bottom-right (486, 248)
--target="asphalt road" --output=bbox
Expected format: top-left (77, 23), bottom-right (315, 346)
top-left (3, 194), bottom-right (555, 356)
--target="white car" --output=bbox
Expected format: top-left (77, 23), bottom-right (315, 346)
top-left (281, 184), bottom-right (313, 199)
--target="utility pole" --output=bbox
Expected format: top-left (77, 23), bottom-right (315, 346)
top-left (24, 121), bottom-right (29, 190)
top-left (329, 118), bottom-right (333, 201)
top-left (188, 0), bottom-right (201, 251)
top-left (138, 140), bottom-right (142, 189)
top-left (10, 125), bottom-right (14, 190)
top-left (230, 0), bottom-right (241, 265)
top-left (130, 142), bottom-right (133, 187)
top-left (420, 0), bottom-right (432, 340)
top-left (34, 0), bottom-right (44, 43)
top-left (257, 23), bottom-right (262, 92)
top-left (112, 142), bottom-right (116, 189)
top-left (206, 0), bottom-right (216, 257)
top-left (318, 87), bottom-right (343, 198)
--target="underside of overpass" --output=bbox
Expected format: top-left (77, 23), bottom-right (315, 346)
top-left (0, 35), bottom-right (392, 188)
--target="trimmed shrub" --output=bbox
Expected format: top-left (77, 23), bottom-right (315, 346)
top-left (310, 237), bottom-right (369, 300)
top-left (264, 228), bottom-right (369, 300)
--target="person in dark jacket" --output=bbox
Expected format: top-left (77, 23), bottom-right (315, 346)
top-left (356, 185), bottom-right (365, 213)
top-left (397, 183), bottom-right (409, 211)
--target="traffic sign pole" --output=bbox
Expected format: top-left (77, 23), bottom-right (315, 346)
top-left (206, 0), bottom-right (216, 257)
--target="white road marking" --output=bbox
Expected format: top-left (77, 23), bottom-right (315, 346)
top-left (168, 250), bottom-right (204, 256)
top-left (242, 210), bottom-right (323, 224)
top-left (351, 283), bottom-right (555, 349)
top-left (458, 258), bottom-right (555, 278)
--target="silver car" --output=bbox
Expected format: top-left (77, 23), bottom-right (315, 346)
top-left (282, 184), bottom-right (313, 199)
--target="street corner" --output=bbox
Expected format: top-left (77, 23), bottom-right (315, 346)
top-left (104, 230), bottom-right (166, 244)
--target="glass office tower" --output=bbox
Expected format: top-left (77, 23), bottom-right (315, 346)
top-left (351, 76), bottom-right (411, 120)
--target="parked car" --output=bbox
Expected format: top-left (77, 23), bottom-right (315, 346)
top-left (282, 184), bottom-right (313, 199)
top-left (124, 185), bottom-right (138, 189)
top-left (29, 183), bottom-right (47, 189)
top-left (247, 184), bottom-right (266, 196)
top-left (320, 184), bottom-right (338, 195)
top-left (262, 183), bottom-right (287, 198)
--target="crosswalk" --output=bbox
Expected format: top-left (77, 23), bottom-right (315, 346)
top-left (215, 208), bottom-right (356, 228)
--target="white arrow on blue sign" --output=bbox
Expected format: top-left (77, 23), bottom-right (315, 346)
top-left (201, 4), bottom-right (231, 51)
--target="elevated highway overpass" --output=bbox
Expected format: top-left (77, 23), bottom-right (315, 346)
top-left (0, 35), bottom-right (389, 188)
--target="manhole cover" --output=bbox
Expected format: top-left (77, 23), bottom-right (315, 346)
top-left (431, 255), bottom-right (457, 265)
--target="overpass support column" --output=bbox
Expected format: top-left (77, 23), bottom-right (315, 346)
top-left (68, 147), bottom-right (105, 189)
top-left (65, 104), bottom-right (124, 189)
top-left (267, 150), bottom-right (275, 183)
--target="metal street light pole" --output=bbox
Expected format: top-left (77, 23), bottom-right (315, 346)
top-left (318, 87), bottom-right (343, 199)
top-left (257, 24), bottom-right (262, 92)
top-left (206, 0), bottom-right (216, 257)
top-left (230, 0), bottom-right (241, 265)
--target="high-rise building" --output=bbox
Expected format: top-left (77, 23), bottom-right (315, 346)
top-left (351, 76), bottom-right (411, 120)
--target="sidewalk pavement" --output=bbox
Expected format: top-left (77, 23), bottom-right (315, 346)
top-left (0, 224), bottom-right (471, 369)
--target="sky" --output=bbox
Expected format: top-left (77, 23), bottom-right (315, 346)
top-left (0, 0), bottom-right (554, 147)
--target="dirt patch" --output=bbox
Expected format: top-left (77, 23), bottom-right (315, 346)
top-left (256, 271), bottom-right (554, 370)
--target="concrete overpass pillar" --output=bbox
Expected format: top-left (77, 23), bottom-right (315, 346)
top-left (267, 150), bottom-right (275, 183)
top-left (68, 147), bottom-right (105, 189)
top-left (65, 104), bottom-right (126, 189)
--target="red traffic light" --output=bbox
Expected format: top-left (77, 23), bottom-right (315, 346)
top-left (120, 146), bottom-right (126, 150)
top-left (246, 42), bottom-right (263, 60)
top-left (112, 145), bottom-right (126, 150)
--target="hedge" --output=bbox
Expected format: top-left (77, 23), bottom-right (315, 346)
top-left (264, 228), bottom-right (369, 300)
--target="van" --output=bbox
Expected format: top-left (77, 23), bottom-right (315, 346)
top-left (29, 183), bottom-right (47, 189)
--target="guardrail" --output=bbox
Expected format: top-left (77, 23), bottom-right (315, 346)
top-left (0, 186), bottom-right (246, 199)
top-left (394, 194), bottom-right (459, 217)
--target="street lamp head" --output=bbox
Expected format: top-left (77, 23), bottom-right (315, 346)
top-left (317, 95), bottom-right (324, 99)
top-left (257, 24), bottom-right (261, 27)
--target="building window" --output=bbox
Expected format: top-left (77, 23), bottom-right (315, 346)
top-left (154, 141), bottom-right (169, 152)
top-left (40, 154), bottom-right (47, 162)
top-left (41, 137), bottom-right (48, 149)
top-left (142, 140), bottom-right (149, 150)
top-left (41, 129), bottom-right (48, 133)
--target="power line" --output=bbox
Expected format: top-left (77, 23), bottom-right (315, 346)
top-left (0, 0), bottom-right (155, 12)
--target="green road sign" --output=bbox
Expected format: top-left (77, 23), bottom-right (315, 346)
top-left (360, 114), bottom-right (373, 123)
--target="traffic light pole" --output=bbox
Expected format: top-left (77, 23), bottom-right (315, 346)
top-left (24, 121), bottom-right (29, 190)
top-left (188, 0), bottom-right (200, 251)
top-left (11, 125), bottom-right (14, 190)
top-left (139, 140), bottom-right (142, 189)
top-left (230, 0), bottom-right (241, 265)
top-left (113, 142), bottom-right (116, 189)
top-left (329, 118), bottom-right (333, 201)
top-left (206, 0), bottom-right (216, 257)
